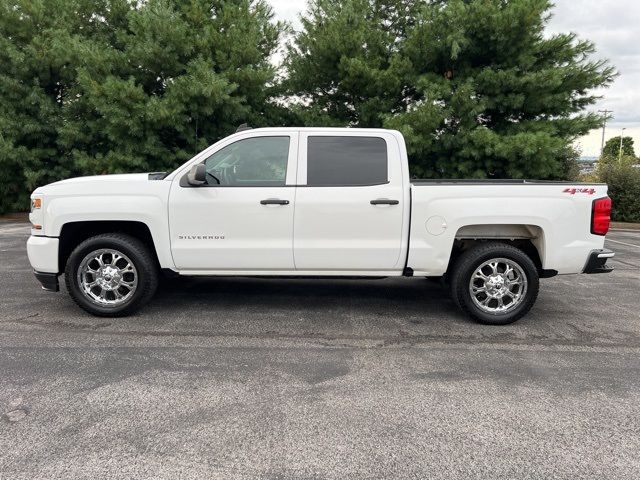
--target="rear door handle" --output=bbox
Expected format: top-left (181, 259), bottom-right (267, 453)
top-left (260, 199), bottom-right (290, 205)
top-left (370, 199), bottom-right (399, 205)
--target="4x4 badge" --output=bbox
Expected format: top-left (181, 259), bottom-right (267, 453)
top-left (563, 188), bottom-right (595, 195)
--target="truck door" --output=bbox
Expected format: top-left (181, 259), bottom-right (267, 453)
top-left (169, 132), bottom-right (298, 271)
top-left (293, 132), bottom-right (406, 271)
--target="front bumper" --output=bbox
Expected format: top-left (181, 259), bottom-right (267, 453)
top-left (27, 235), bottom-right (59, 273)
top-left (34, 271), bottom-right (60, 292)
top-left (583, 249), bottom-right (615, 274)
top-left (27, 235), bottom-right (60, 292)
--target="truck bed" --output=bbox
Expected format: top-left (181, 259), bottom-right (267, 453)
top-left (406, 180), bottom-right (607, 276)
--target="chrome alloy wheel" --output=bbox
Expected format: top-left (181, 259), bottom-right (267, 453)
top-left (468, 257), bottom-right (528, 315)
top-left (77, 249), bottom-right (138, 307)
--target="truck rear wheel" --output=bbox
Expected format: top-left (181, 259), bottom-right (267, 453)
top-left (449, 242), bottom-right (539, 325)
top-left (64, 233), bottom-right (158, 317)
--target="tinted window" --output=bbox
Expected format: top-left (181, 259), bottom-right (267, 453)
top-left (307, 136), bottom-right (388, 186)
top-left (204, 137), bottom-right (289, 186)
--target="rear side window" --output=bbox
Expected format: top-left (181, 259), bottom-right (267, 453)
top-left (306, 136), bottom-right (388, 186)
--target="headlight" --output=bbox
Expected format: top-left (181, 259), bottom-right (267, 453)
top-left (30, 196), bottom-right (44, 232)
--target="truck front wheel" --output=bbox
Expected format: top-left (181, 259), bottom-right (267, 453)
top-left (64, 233), bottom-right (158, 316)
top-left (450, 243), bottom-right (539, 325)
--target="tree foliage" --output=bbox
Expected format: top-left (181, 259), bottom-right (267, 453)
top-left (0, 0), bottom-right (619, 214)
top-left (601, 136), bottom-right (636, 160)
top-left (288, 0), bottom-right (616, 179)
top-left (599, 162), bottom-right (640, 223)
top-left (0, 0), bottom-right (284, 212)
top-left (285, 0), bottom-right (421, 127)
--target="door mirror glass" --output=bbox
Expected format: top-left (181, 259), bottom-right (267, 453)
top-left (187, 163), bottom-right (206, 186)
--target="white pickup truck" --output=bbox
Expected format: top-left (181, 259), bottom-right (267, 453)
top-left (27, 127), bottom-right (614, 324)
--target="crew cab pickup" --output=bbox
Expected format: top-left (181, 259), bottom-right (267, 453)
top-left (27, 128), bottom-right (614, 324)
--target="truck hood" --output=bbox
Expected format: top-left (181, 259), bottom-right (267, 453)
top-left (49, 173), bottom-right (151, 186)
top-left (33, 173), bottom-right (164, 196)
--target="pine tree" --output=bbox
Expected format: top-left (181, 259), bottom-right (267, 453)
top-left (285, 0), bottom-right (421, 127)
top-left (287, 0), bottom-right (616, 180)
top-left (388, 0), bottom-right (616, 179)
top-left (0, 0), bottom-right (285, 213)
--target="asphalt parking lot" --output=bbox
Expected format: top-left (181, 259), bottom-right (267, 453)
top-left (1, 222), bottom-right (639, 479)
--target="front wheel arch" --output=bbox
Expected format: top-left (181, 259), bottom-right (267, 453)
top-left (58, 221), bottom-right (159, 273)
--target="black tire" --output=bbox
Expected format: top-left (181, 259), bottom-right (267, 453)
top-left (64, 233), bottom-right (158, 317)
top-left (449, 242), bottom-right (539, 325)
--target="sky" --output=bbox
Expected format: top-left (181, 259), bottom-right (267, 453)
top-left (268, 0), bottom-right (640, 157)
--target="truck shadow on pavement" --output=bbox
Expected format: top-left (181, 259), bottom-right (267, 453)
top-left (155, 275), bottom-right (455, 318)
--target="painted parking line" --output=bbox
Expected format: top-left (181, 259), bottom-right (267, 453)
top-left (607, 238), bottom-right (640, 249)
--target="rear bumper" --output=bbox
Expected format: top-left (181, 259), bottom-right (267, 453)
top-left (583, 248), bottom-right (615, 274)
top-left (34, 271), bottom-right (60, 292)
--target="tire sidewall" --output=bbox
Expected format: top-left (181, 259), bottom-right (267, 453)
top-left (457, 246), bottom-right (539, 325)
top-left (65, 236), bottom-right (152, 316)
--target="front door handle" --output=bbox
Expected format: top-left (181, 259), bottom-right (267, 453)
top-left (370, 199), bottom-right (399, 205)
top-left (260, 198), bottom-right (290, 205)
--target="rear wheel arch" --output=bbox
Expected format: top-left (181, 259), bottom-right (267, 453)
top-left (446, 224), bottom-right (548, 276)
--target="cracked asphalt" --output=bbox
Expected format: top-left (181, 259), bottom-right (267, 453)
top-left (1, 222), bottom-right (639, 479)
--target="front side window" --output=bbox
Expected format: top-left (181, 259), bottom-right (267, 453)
top-left (204, 136), bottom-right (290, 186)
top-left (306, 136), bottom-right (388, 186)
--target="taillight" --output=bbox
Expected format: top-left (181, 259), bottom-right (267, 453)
top-left (591, 197), bottom-right (612, 236)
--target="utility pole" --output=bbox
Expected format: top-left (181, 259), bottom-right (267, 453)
top-left (619, 127), bottom-right (626, 163)
top-left (598, 109), bottom-right (613, 157)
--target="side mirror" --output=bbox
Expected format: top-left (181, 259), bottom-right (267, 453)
top-left (187, 164), bottom-right (206, 186)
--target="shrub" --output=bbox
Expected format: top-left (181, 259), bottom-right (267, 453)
top-left (599, 162), bottom-right (640, 222)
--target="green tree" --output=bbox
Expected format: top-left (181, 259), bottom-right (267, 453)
top-left (285, 0), bottom-right (421, 127)
top-left (0, 0), bottom-right (285, 213)
top-left (387, 0), bottom-right (616, 179)
top-left (287, 0), bottom-right (616, 180)
top-left (601, 136), bottom-right (636, 160)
